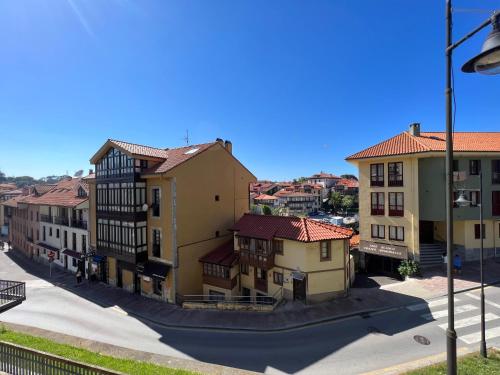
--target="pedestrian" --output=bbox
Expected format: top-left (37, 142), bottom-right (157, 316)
top-left (442, 251), bottom-right (447, 272)
top-left (453, 253), bottom-right (462, 275)
top-left (76, 269), bottom-right (82, 284)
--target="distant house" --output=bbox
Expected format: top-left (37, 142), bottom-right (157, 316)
top-left (307, 172), bottom-right (341, 189)
top-left (274, 190), bottom-right (319, 216)
top-left (332, 178), bottom-right (359, 196)
top-left (253, 194), bottom-right (278, 207)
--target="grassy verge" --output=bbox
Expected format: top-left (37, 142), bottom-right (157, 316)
top-left (404, 349), bottom-right (500, 375)
top-left (0, 326), bottom-right (197, 375)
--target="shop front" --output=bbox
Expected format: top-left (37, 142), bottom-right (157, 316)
top-left (359, 240), bottom-right (408, 278)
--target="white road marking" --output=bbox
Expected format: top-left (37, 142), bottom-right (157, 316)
top-left (421, 304), bottom-right (477, 320)
top-left (460, 326), bottom-right (500, 344)
top-left (407, 297), bottom-right (460, 311)
top-left (438, 313), bottom-right (500, 330)
top-left (465, 292), bottom-right (500, 310)
top-left (109, 305), bottom-right (128, 315)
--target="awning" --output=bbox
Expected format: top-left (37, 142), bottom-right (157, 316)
top-left (37, 242), bottom-right (60, 253)
top-left (62, 249), bottom-right (82, 259)
top-left (92, 255), bottom-right (105, 263)
top-left (291, 271), bottom-right (306, 281)
top-left (137, 261), bottom-right (170, 280)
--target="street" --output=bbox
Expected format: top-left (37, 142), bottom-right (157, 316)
top-left (2, 247), bottom-right (500, 375)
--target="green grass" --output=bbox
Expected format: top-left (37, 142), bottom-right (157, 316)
top-left (404, 350), bottom-right (500, 375)
top-left (0, 327), bottom-right (197, 375)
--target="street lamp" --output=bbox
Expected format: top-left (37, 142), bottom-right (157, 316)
top-left (454, 171), bottom-right (486, 358)
top-left (445, 3), bottom-right (500, 374)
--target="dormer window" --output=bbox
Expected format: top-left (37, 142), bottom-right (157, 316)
top-left (77, 187), bottom-right (87, 198)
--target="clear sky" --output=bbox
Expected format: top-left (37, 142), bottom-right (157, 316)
top-left (1, 1), bottom-right (499, 181)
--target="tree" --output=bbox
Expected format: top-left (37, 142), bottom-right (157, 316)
top-left (340, 174), bottom-right (358, 181)
top-left (328, 192), bottom-right (343, 212)
top-left (341, 195), bottom-right (355, 212)
top-left (262, 205), bottom-right (272, 215)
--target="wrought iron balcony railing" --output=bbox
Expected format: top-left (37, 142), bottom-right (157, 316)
top-left (0, 280), bottom-right (26, 313)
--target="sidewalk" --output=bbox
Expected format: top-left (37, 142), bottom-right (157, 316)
top-left (5, 246), bottom-right (500, 332)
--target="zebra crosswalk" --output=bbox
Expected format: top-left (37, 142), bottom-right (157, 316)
top-left (406, 292), bottom-right (500, 346)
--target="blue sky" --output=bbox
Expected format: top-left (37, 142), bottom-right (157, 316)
top-left (0, 1), bottom-right (499, 180)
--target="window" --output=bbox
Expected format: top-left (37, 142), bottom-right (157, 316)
top-left (215, 195), bottom-right (220, 201)
top-left (152, 229), bottom-right (161, 258)
top-left (152, 188), bottom-right (160, 217)
top-left (492, 160), bottom-right (500, 184)
top-left (77, 187), bottom-right (87, 197)
top-left (36, 230), bottom-right (39, 241)
top-left (240, 263), bottom-right (249, 275)
top-left (453, 160), bottom-right (459, 172)
top-left (49, 227), bottom-right (52, 237)
top-left (493, 191), bottom-right (500, 216)
top-left (371, 224), bottom-right (385, 239)
top-left (153, 279), bottom-right (162, 296)
top-left (471, 191), bottom-right (481, 207)
top-left (238, 237), bottom-right (250, 250)
top-left (389, 192), bottom-right (404, 216)
top-left (36, 212), bottom-right (39, 221)
top-left (273, 240), bottom-right (284, 255)
top-left (474, 224), bottom-right (486, 239)
top-left (64, 231), bottom-right (68, 248)
top-left (371, 192), bottom-right (385, 215)
top-left (388, 162), bottom-right (403, 186)
top-left (273, 272), bottom-right (283, 285)
top-left (215, 231), bottom-right (220, 237)
top-left (72, 258), bottom-right (77, 267)
top-left (389, 226), bottom-right (404, 241)
top-left (82, 235), bottom-right (87, 253)
top-left (470, 160), bottom-right (481, 175)
top-left (320, 241), bottom-right (331, 261)
top-left (56, 229), bottom-right (60, 238)
top-left (43, 227), bottom-right (46, 241)
top-left (72, 233), bottom-right (77, 251)
top-left (256, 268), bottom-right (267, 280)
top-left (370, 164), bottom-right (384, 187)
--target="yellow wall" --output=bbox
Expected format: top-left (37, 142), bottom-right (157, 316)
top-left (107, 256), bottom-right (116, 285)
top-left (355, 156), bottom-right (420, 258)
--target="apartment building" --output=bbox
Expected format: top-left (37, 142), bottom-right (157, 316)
top-left (199, 213), bottom-right (353, 304)
top-left (88, 138), bottom-right (255, 303)
top-left (347, 123), bottom-right (500, 275)
top-left (274, 190), bottom-right (320, 216)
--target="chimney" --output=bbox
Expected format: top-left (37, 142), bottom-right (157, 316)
top-left (216, 138), bottom-right (224, 147)
top-left (409, 123), bottom-right (421, 136)
top-left (224, 140), bottom-right (232, 154)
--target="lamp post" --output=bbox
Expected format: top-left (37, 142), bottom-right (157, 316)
top-left (445, 3), bottom-right (500, 374)
top-left (455, 170), bottom-right (486, 358)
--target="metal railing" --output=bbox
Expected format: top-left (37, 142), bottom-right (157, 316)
top-left (0, 280), bottom-right (25, 313)
top-left (54, 216), bottom-right (69, 226)
top-left (0, 341), bottom-right (122, 374)
top-left (40, 215), bottom-right (53, 223)
top-left (183, 287), bottom-right (283, 311)
top-left (71, 219), bottom-right (88, 230)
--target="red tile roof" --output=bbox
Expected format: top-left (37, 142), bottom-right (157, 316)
top-left (346, 132), bottom-right (500, 160)
top-left (231, 213), bottom-right (353, 242)
top-left (309, 173), bottom-right (340, 179)
top-left (109, 139), bottom-right (169, 159)
top-left (254, 194), bottom-right (278, 200)
top-left (336, 178), bottom-right (359, 188)
top-left (350, 234), bottom-right (360, 247)
top-left (0, 183), bottom-right (17, 191)
top-left (199, 240), bottom-right (238, 266)
top-left (143, 143), bottom-right (217, 175)
top-left (1, 195), bottom-right (23, 208)
top-left (23, 178), bottom-right (88, 208)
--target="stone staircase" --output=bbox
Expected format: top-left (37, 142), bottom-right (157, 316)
top-left (420, 243), bottom-right (445, 268)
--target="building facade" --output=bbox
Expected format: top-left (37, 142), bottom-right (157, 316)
top-left (347, 123), bottom-right (500, 275)
top-left (88, 138), bottom-right (256, 303)
top-left (199, 214), bottom-right (353, 304)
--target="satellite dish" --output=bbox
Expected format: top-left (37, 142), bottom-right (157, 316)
top-left (142, 203), bottom-right (149, 212)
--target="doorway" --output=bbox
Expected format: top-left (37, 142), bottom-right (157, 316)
top-left (134, 272), bottom-right (141, 294)
top-left (293, 277), bottom-right (306, 302)
top-left (419, 221), bottom-right (434, 244)
top-left (116, 266), bottom-right (123, 288)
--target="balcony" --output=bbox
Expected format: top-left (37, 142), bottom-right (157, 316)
top-left (370, 179), bottom-right (384, 187)
top-left (388, 177), bottom-right (404, 187)
top-left (389, 208), bottom-right (404, 217)
top-left (239, 250), bottom-right (275, 270)
top-left (0, 280), bottom-right (26, 313)
top-left (371, 207), bottom-right (385, 216)
top-left (71, 219), bottom-right (87, 230)
top-left (54, 216), bottom-right (69, 226)
top-left (96, 243), bottom-right (147, 264)
top-left (202, 274), bottom-right (237, 290)
top-left (40, 214), bottom-right (53, 223)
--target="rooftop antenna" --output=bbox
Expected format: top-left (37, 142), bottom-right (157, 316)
top-left (183, 130), bottom-right (190, 146)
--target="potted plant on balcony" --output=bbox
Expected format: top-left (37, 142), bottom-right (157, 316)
top-left (398, 260), bottom-right (420, 281)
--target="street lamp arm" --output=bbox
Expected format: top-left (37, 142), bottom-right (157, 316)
top-left (447, 15), bottom-right (494, 52)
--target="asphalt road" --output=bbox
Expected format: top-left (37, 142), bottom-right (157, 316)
top-left (2, 247), bottom-right (500, 375)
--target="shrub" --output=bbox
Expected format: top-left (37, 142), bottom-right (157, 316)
top-left (398, 260), bottom-right (420, 278)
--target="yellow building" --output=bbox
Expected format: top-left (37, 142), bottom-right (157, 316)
top-left (88, 138), bottom-right (256, 303)
top-left (198, 213), bottom-right (353, 305)
top-left (347, 123), bottom-right (500, 275)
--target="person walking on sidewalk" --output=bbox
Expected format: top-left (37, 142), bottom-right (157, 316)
top-left (76, 269), bottom-right (82, 284)
top-left (453, 253), bottom-right (462, 275)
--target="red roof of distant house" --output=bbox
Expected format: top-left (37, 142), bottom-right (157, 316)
top-left (199, 240), bottom-right (239, 266)
top-left (309, 173), bottom-right (340, 179)
top-left (23, 178), bottom-right (88, 208)
top-left (350, 234), bottom-right (360, 247)
top-left (274, 190), bottom-right (315, 198)
top-left (1, 195), bottom-right (24, 208)
top-left (336, 178), bottom-right (359, 188)
top-left (231, 213), bottom-right (353, 242)
top-left (254, 194), bottom-right (278, 200)
top-left (0, 183), bottom-right (17, 191)
top-left (346, 132), bottom-right (500, 160)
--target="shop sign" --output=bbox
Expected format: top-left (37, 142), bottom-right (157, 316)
top-left (359, 240), bottom-right (408, 260)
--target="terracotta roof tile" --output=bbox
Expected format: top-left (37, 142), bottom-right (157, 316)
top-left (23, 178), bottom-right (88, 207)
top-left (109, 139), bottom-right (168, 159)
top-left (231, 213), bottom-right (353, 242)
top-left (347, 132), bottom-right (500, 160)
top-left (254, 194), bottom-right (278, 200)
top-left (350, 234), bottom-right (360, 247)
top-left (336, 178), bottom-right (359, 188)
top-left (199, 240), bottom-right (239, 266)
